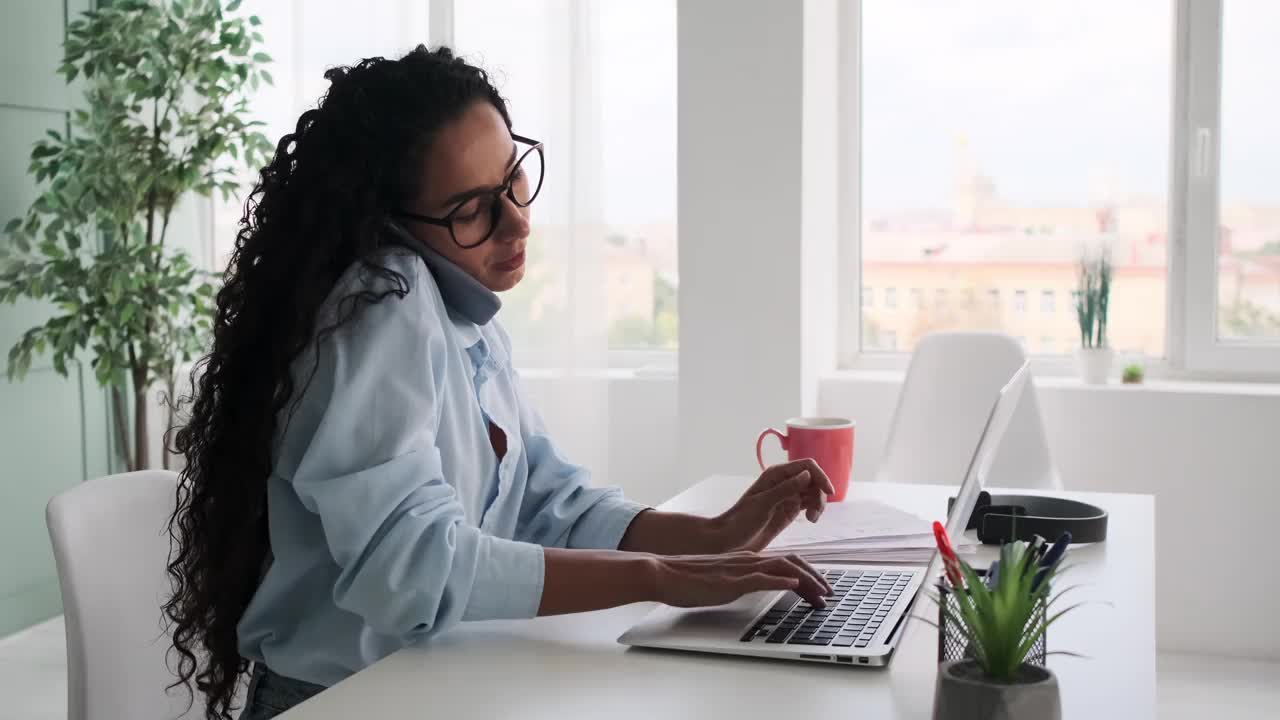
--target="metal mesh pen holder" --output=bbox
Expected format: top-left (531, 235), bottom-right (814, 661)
top-left (935, 581), bottom-right (1047, 666)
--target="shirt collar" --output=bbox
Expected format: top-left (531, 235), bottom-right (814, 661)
top-left (383, 221), bottom-right (502, 326)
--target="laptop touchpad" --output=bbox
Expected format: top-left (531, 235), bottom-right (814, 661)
top-left (662, 592), bottom-right (772, 635)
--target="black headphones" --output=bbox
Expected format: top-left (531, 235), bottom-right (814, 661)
top-left (948, 491), bottom-right (1109, 545)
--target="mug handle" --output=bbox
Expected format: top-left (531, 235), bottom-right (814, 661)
top-left (755, 428), bottom-right (789, 470)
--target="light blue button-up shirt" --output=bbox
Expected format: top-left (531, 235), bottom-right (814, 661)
top-left (237, 246), bottom-right (647, 687)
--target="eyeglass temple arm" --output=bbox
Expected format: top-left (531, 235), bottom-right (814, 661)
top-left (395, 211), bottom-right (452, 228)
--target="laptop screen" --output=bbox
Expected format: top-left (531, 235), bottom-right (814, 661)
top-left (939, 362), bottom-right (1031, 552)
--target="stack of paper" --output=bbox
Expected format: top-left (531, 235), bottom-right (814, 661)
top-left (763, 499), bottom-right (974, 564)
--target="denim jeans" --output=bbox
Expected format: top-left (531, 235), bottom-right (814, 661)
top-left (239, 664), bottom-right (327, 719)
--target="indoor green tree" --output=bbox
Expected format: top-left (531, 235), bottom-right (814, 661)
top-left (0, 0), bottom-right (272, 470)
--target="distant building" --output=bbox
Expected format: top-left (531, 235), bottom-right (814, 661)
top-left (861, 144), bottom-right (1280, 355)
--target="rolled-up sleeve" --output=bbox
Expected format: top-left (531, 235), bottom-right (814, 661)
top-left (286, 264), bottom-right (545, 637)
top-left (504, 362), bottom-right (648, 550)
top-left (514, 429), bottom-right (648, 550)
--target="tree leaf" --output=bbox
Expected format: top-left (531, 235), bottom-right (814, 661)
top-left (227, 0), bottom-right (242, 12)
top-left (252, 52), bottom-right (271, 63)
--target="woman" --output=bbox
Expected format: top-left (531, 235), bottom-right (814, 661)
top-left (166, 46), bottom-right (834, 720)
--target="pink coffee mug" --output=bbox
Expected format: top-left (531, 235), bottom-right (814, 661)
top-left (755, 417), bottom-right (855, 502)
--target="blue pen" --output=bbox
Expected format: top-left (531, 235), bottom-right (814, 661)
top-left (1031, 531), bottom-right (1072, 592)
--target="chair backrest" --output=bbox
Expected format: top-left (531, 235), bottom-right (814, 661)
top-left (875, 332), bottom-right (1061, 490)
top-left (46, 470), bottom-right (197, 720)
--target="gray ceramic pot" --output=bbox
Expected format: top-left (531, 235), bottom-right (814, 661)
top-left (932, 660), bottom-right (1061, 720)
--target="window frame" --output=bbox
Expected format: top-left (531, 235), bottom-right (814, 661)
top-left (1174, 0), bottom-right (1280, 374)
top-left (838, 0), bottom-right (1280, 379)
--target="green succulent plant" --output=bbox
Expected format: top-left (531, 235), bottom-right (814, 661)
top-left (1075, 250), bottom-right (1113, 349)
top-left (932, 541), bottom-right (1082, 681)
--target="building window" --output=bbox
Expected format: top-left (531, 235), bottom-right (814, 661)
top-left (863, 286), bottom-right (874, 308)
top-left (1014, 290), bottom-right (1027, 313)
top-left (885, 287), bottom-right (898, 310)
top-left (1041, 290), bottom-right (1055, 314)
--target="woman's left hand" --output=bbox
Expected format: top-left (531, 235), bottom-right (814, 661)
top-left (707, 458), bottom-right (834, 553)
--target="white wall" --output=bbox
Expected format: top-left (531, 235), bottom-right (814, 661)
top-left (676, 0), bottom-right (843, 484)
top-left (677, 0), bottom-right (806, 484)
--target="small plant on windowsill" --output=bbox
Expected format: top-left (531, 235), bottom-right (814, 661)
top-left (929, 541), bottom-right (1083, 720)
top-left (1122, 364), bottom-right (1144, 385)
top-left (1074, 249), bottom-right (1114, 384)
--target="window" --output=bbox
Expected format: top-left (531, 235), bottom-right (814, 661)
top-left (598, 0), bottom-right (678, 352)
top-left (1041, 290), bottom-right (1055, 314)
top-left (211, 1), bottom-right (431, 268)
top-left (852, 1), bottom-right (1171, 361)
top-left (1179, 0), bottom-right (1280, 373)
top-left (456, 0), bottom-right (678, 357)
top-left (845, 1), bottom-right (1279, 375)
top-left (885, 287), bottom-right (898, 309)
top-left (863, 286), bottom-right (874, 308)
top-left (1217, 2), bottom-right (1280, 344)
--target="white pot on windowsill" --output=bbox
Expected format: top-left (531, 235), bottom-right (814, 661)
top-left (1075, 346), bottom-right (1115, 385)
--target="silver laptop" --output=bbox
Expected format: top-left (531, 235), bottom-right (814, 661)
top-left (619, 362), bottom-right (1031, 668)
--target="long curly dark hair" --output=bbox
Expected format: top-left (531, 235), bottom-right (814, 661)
top-left (163, 45), bottom-right (511, 720)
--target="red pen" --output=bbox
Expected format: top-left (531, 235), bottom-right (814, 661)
top-left (933, 521), bottom-right (964, 588)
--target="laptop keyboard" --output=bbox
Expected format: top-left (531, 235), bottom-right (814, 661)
top-left (739, 569), bottom-right (915, 649)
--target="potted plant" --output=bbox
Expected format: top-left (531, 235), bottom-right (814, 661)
top-left (0, 0), bottom-right (272, 470)
top-left (1122, 364), bottom-right (1144, 385)
top-left (1074, 250), bottom-right (1113, 384)
top-left (931, 541), bottom-right (1079, 720)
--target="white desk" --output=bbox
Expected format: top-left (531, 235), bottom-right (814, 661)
top-left (282, 478), bottom-right (1156, 719)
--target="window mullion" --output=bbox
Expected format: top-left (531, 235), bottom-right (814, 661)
top-left (428, 0), bottom-right (454, 48)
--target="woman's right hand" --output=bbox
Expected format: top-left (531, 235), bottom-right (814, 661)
top-left (647, 552), bottom-right (832, 609)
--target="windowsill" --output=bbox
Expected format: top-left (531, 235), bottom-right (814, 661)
top-left (516, 367), bottom-right (677, 381)
top-left (822, 369), bottom-right (1280, 398)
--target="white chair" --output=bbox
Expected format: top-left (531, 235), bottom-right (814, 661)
top-left (46, 470), bottom-right (199, 720)
top-left (874, 332), bottom-right (1062, 490)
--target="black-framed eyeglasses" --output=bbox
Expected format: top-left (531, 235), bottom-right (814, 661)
top-left (395, 133), bottom-right (545, 249)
